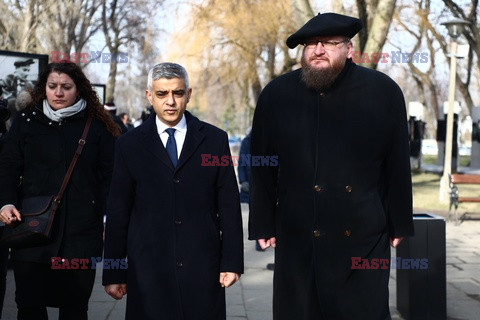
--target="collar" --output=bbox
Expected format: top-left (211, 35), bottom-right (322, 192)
top-left (329, 58), bottom-right (353, 90)
top-left (156, 113), bottom-right (187, 135)
top-left (26, 103), bottom-right (88, 125)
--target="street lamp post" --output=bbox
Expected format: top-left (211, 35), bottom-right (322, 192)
top-left (439, 18), bottom-right (470, 202)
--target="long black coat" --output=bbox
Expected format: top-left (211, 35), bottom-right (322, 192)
top-left (102, 111), bottom-right (244, 320)
top-left (0, 106), bottom-right (115, 263)
top-left (249, 59), bottom-right (414, 320)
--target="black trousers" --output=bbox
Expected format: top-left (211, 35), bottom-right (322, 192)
top-left (0, 244), bottom-right (9, 318)
top-left (13, 261), bottom-right (96, 320)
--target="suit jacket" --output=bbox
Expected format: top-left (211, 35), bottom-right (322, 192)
top-left (249, 59), bottom-right (414, 320)
top-left (103, 111), bottom-right (244, 320)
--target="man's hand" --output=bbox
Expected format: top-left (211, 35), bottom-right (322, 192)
top-left (390, 237), bottom-right (404, 248)
top-left (105, 284), bottom-right (127, 300)
top-left (0, 205), bottom-right (21, 225)
top-left (219, 272), bottom-right (240, 288)
top-left (257, 237), bottom-right (276, 250)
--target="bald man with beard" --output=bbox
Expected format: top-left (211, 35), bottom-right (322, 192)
top-left (248, 12), bottom-right (414, 320)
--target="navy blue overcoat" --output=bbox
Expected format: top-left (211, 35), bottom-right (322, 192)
top-left (103, 111), bottom-right (244, 319)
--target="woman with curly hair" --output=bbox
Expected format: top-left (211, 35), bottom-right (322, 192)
top-left (0, 61), bottom-right (120, 319)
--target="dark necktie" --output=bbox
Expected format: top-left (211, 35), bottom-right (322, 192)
top-left (165, 128), bottom-right (178, 167)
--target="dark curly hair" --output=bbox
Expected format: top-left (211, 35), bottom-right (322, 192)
top-left (29, 61), bottom-right (121, 137)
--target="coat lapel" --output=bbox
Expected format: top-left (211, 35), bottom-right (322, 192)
top-left (140, 114), bottom-right (175, 171)
top-left (177, 111), bottom-right (205, 170)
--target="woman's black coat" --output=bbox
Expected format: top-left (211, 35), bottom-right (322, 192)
top-left (0, 106), bottom-right (115, 263)
top-left (249, 59), bottom-right (414, 320)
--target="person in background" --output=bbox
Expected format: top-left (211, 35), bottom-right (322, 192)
top-left (238, 128), bottom-right (265, 254)
top-left (104, 101), bottom-right (128, 134)
top-left (1, 58), bottom-right (36, 130)
top-left (249, 12), bottom-right (414, 319)
top-left (0, 61), bottom-right (120, 319)
top-left (0, 58), bottom-right (35, 100)
top-left (238, 128), bottom-right (251, 204)
top-left (103, 62), bottom-right (244, 319)
top-left (118, 112), bottom-right (134, 131)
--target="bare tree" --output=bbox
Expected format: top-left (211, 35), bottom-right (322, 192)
top-left (393, 0), bottom-right (441, 137)
top-left (0, 0), bottom-right (44, 51)
top-left (291, 0), bottom-right (314, 27)
top-left (357, 0), bottom-right (398, 69)
top-left (101, 0), bottom-right (164, 103)
top-left (441, 0), bottom-right (478, 113)
top-left (332, 0), bottom-right (345, 14)
top-left (178, 0), bottom-right (298, 131)
top-left (0, 0), bottom-right (101, 55)
top-left (41, 0), bottom-right (102, 55)
top-left (113, 22), bottom-right (162, 118)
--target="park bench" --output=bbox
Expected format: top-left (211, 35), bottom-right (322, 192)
top-left (449, 173), bottom-right (480, 225)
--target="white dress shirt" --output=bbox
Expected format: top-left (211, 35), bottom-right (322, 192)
top-left (156, 114), bottom-right (187, 159)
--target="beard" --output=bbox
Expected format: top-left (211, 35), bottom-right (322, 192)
top-left (300, 54), bottom-right (346, 92)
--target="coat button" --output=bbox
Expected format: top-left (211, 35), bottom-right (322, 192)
top-left (313, 230), bottom-right (321, 238)
top-left (175, 220), bottom-right (182, 225)
top-left (176, 261), bottom-right (183, 267)
top-left (313, 185), bottom-right (323, 192)
top-left (345, 185), bottom-right (353, 193)
top-left (344, 230), bottom-right (352, 237)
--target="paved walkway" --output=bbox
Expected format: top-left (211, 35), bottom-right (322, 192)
top-left (1, 204), bottom-right (479, 319)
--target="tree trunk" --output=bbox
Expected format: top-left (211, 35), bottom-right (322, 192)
top-left (359, 0), bottom-right (396, 69)
top-left (355, 0), bottom-right (368, 51)
top-left (106, 57), bottom-right (118, 104)
top-left (291, 0), bottom-right (314, 27)
top-left (332, 0), bottom-right (344, 14)
top-left (251, 69), bottom-right (262, 104)
top-left (19, 0), bottom-right (36, 52)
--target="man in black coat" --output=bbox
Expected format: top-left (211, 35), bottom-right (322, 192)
top-left (249, 13), bottom-right (414, 320)
top-left (238, 130), bottom-right (251, 204)
top-left (103, 62), bottom-right (244, 319)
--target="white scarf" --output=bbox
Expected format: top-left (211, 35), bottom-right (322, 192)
top-left (42, 98), bottom-right (87, 122)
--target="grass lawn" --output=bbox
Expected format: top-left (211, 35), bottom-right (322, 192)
top-left (412, 155), bottom-right (480, 217)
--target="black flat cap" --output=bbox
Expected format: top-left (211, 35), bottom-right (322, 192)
top-left (286, 12), bottom-right (363, 49)
top-left (14, 58), bottom-right (34, 68)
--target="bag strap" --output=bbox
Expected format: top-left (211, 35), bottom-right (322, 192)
top-left (54, 116), bottom-right (93, 204)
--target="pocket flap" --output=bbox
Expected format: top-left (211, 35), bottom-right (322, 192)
top-left (21, 195), bottom-right (55, 217)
